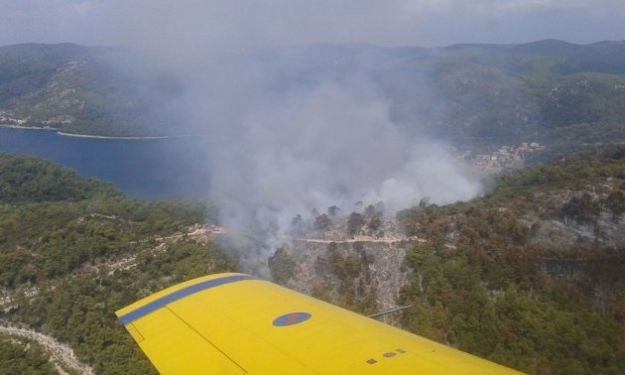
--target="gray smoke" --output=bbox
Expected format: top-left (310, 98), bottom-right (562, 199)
top-left (96, 1), bottom-right (486, 270)
top-left (208, 81), bottom-right (482, 228)
top-left (172, 59), bottom-right (484, 243)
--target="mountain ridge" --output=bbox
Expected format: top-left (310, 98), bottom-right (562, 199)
top-left (1, 40), bottom-right (625, 149)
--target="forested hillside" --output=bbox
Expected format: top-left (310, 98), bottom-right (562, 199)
top-left (0, 155), bottom-right (235, 374)
top-left (0, 44), bottom-right (181, 137)
top-left (0, 155), bottom-right (119, 203)
top-left (396, 147), bottom-right (625, 374)
top-left (2, 152), bottom-right (625, 374)
top-left (260, 40), bottom-right (625, 150)
top-left (265, 147), bottom-right (625, 374)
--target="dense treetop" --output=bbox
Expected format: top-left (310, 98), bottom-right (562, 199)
top-left (395, 148), bottom-right (625, 373)
top-left (0, 156), bottom-right (232, 374)
top-left (0, 154), bottom-right (119, 203)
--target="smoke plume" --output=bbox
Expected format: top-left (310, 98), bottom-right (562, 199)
top-left (100, 1), bottom-right (485, 271)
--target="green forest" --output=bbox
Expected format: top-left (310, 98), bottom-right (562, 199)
top-left (0, 154), bottom-right (235, 374)
top-left (396, 147), bottom-right (625, 374)
top-left (0, 333), bottom-right (56, 375)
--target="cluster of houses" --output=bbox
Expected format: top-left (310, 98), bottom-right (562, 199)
top-left (0, 111), bottom-right (28, 125)
top-left (471, 142), bottom-right (544, 173)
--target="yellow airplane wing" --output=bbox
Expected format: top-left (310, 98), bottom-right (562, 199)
top-left (116, 273), bottom-right (523, 374)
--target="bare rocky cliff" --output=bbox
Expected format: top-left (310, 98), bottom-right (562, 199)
top-left (265, 213), bottom-right (424, 323)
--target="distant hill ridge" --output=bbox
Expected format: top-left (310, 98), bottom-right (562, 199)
top-left (1, 40), bottom-right (625, 144)
top-left (0, 43), bottom-right (180, 137)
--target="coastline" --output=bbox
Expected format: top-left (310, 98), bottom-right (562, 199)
top-left (0, 124), bottom-right (58, 131)
top-left (1, 123), bottom-right (211, 140)
top-left (0, 124), bottom-right (189, 140)
top-left (56, 131), bottom-right (171, 140)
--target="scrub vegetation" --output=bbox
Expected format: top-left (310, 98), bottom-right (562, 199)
top-left (0, 155), bottom-right (236, 374)
top-left (397, 147), bottom-right (625, 374)
top-left (0, 333), bottom-right (56, 375)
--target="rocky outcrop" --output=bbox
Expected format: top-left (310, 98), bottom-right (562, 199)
top-left (267, 213), bottom-right (419, 324)
top-left (0, 321), bottom-right (94, 375)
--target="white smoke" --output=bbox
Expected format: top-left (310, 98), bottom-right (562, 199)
top-left (204, 80), bottom-right (482, 236)
top-left (73, 1), bottom-right (486, 270)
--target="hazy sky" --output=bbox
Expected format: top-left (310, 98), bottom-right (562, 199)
top-left (1, 0), bottom-right (624, 48)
